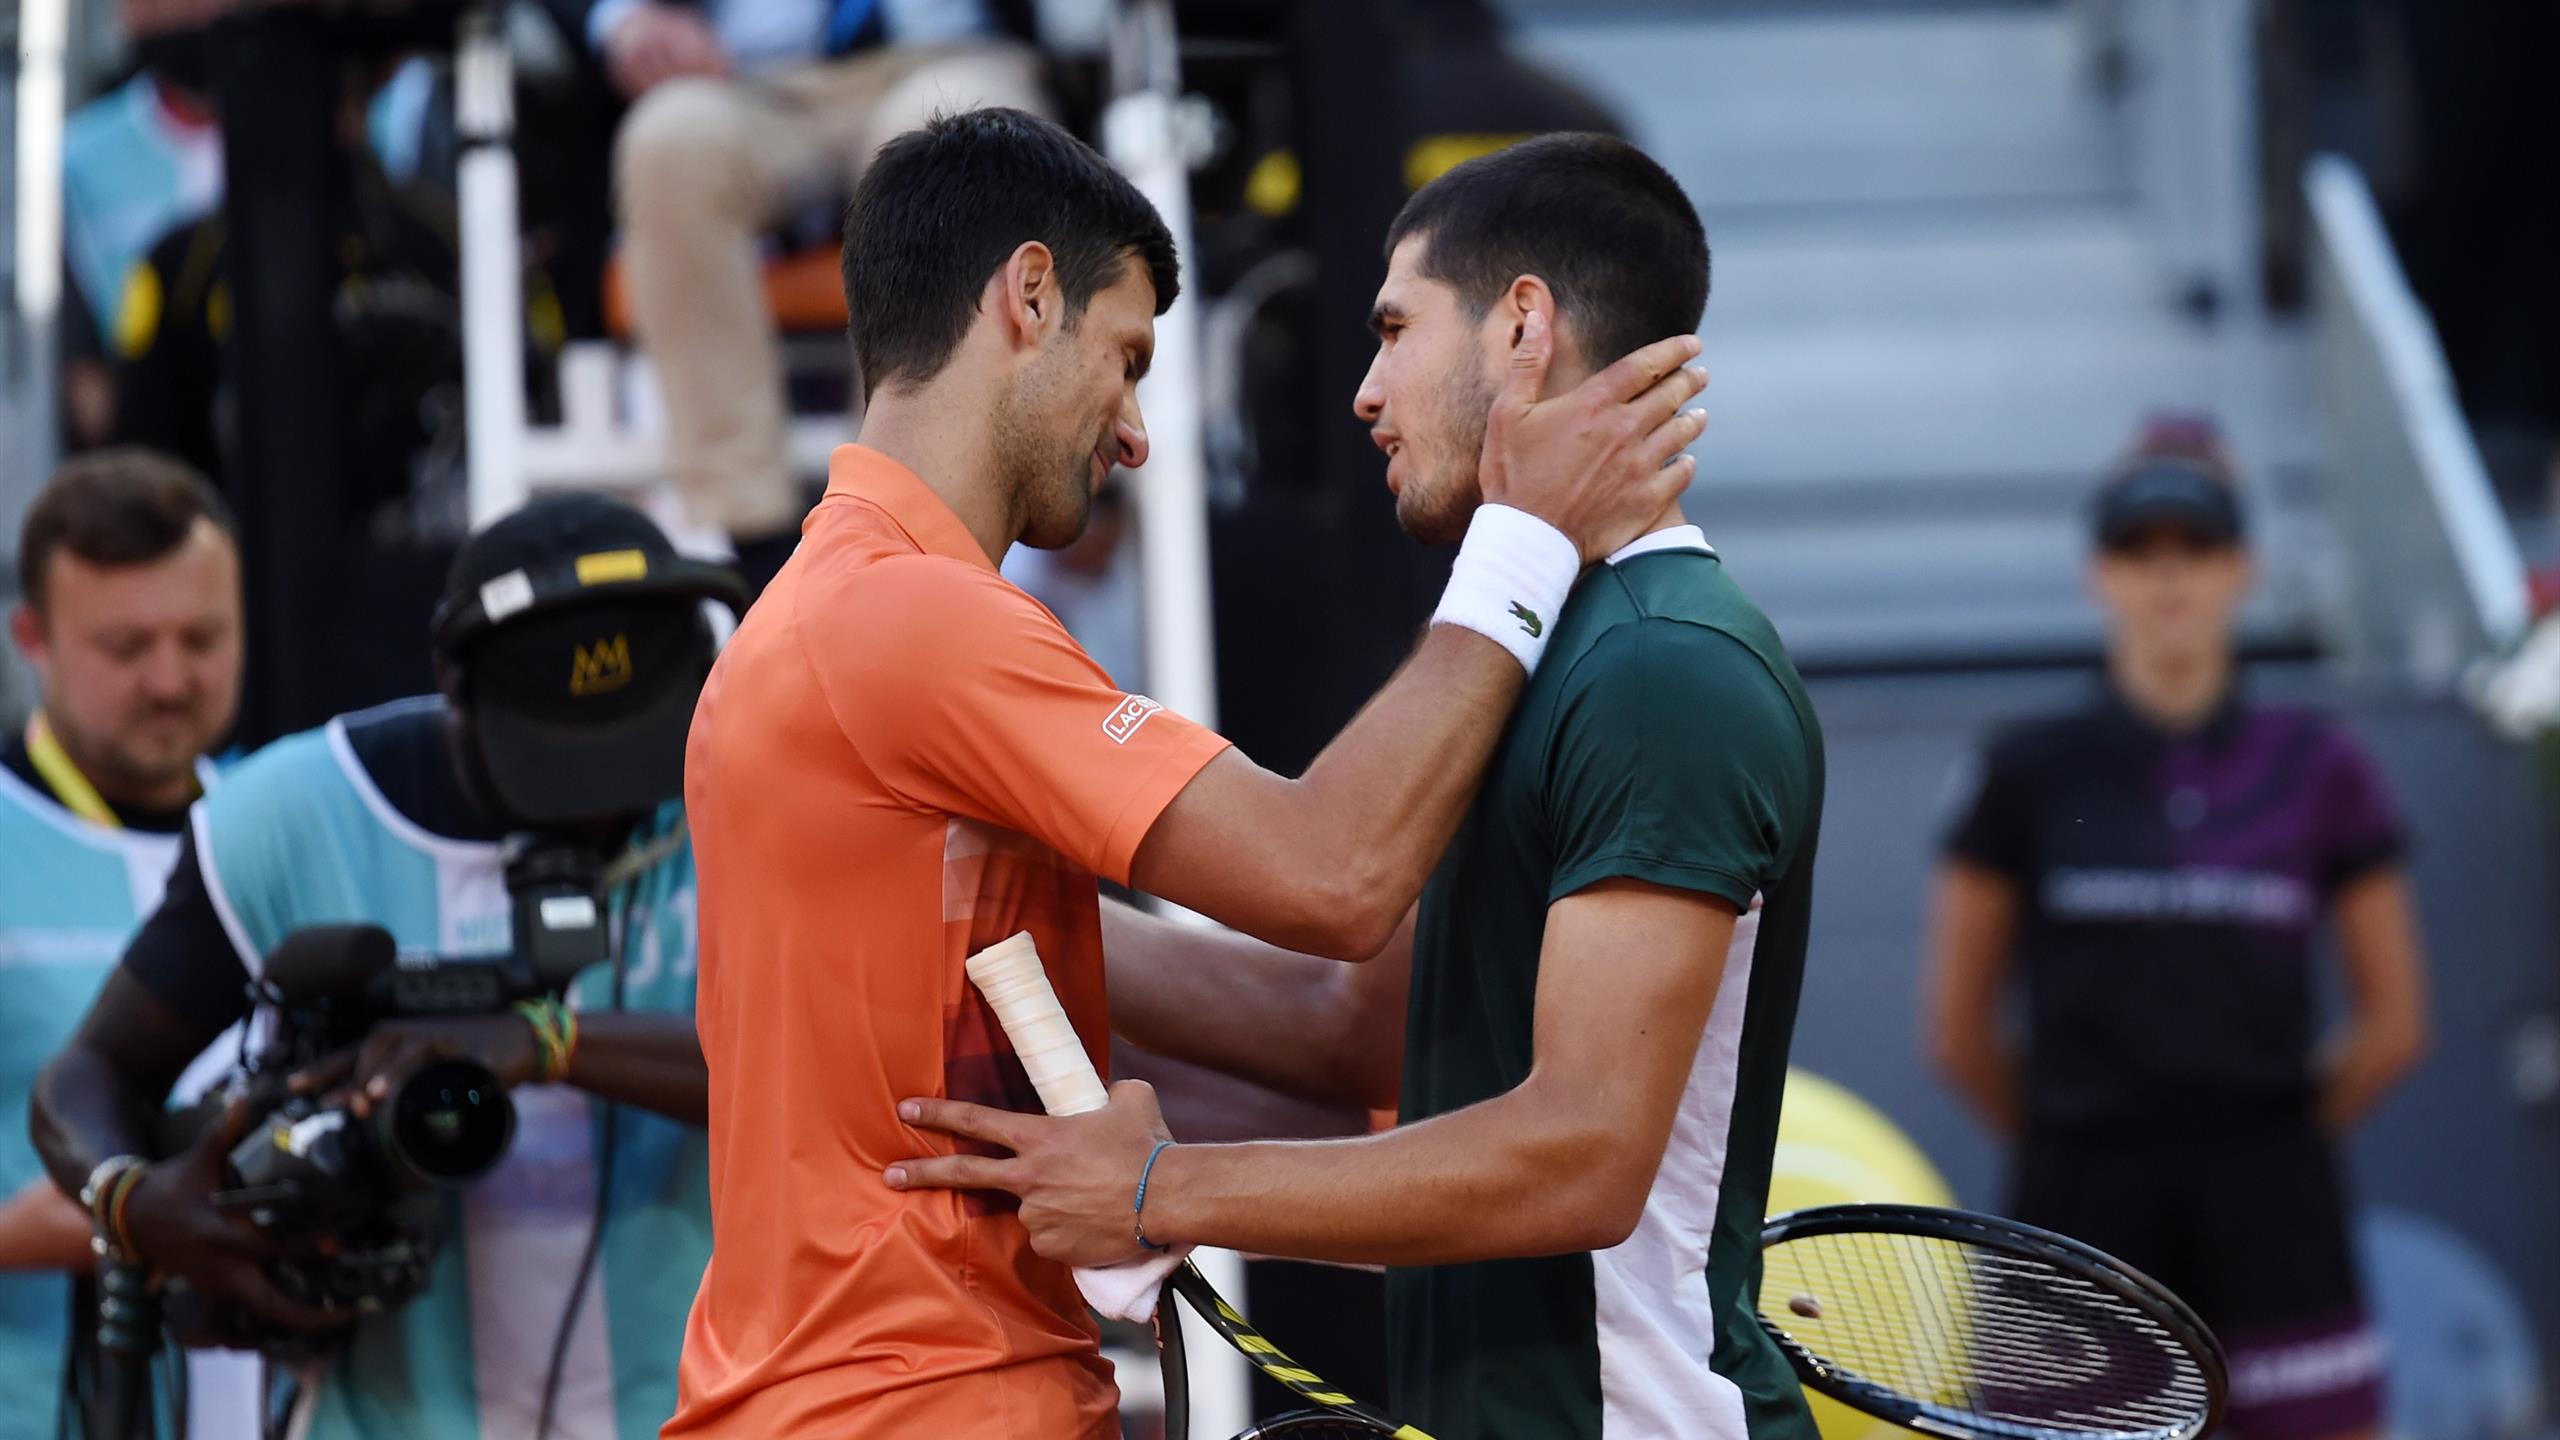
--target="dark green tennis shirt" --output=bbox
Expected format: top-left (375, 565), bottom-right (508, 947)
top-left (1389, 533), bottom-right (1825, 1440)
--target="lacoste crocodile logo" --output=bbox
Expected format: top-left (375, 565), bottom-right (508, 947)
top-left (1509, 602), bottom-right (1543, 639)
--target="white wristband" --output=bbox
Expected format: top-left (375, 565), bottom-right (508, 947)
top-left (1431, 504), bottom-right (1580, 673)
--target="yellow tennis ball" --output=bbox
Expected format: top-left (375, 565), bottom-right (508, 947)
top-left (1768, 1068), bottom-right (1957, 1440)
top-left (1770, 1068), bottom-right (1956, 1215)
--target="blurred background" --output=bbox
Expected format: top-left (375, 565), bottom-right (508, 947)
top-left (4, 0), bottom-right (2556, 1435)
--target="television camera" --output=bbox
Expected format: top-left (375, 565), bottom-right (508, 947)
top-left (157, 839), bottom-right (614, 1329)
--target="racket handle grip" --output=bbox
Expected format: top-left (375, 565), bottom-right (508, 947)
top-left (965, 932), bottom-right (1109, 1117)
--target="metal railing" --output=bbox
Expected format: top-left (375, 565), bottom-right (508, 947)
top-left (2302, 153), bottom-right (2530, 687)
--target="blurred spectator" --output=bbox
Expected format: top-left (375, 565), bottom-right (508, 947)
top-left (106, 67), bottom-right (564, 541)
top-left (62, 66), bottom-right (221, 344)
top-left (1924, 417), bottom-right (2432, 1440)
top-left (59, 53), bottom-right (223, 448)
top-left (591, 0), bottom-right (1048, 589)
top-left (1, 451), bottom-right (259, 1438)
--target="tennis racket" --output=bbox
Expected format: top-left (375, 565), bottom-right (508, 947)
top-left (1756, 1203), bottom-right (2227, 1440)
top-left (965, 934), bottom-right (1433, 1440)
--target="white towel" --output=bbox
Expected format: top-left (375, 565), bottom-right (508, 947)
top-left (1074, 1246), bottom-right (1189, 1323)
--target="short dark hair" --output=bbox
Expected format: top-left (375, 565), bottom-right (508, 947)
top-left (840, 107), bottom-right (1181, 400)
top-left (1384, 133), bottom-right (1709, 372)
top-left (17, 448), bottom-right (237, 611)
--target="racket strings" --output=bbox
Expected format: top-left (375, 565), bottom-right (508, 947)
top-left (1760, 1230), bottom-right (2214, 1433)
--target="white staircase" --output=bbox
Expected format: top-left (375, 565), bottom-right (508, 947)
top-left (1510, 0), bottom-right (2328, 666)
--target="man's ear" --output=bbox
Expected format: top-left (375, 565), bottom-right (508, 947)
top-left (996, 241), bottom-right (1063, 350)
top-left (1498, 275), bottom-right (1573, 381)
top-left (8, 603), bottom-right (45, 668)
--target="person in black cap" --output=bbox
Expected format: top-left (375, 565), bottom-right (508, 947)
top-left (1923, 416), bottom-right (2433, 1440)
top-left (32, 494), bottom-right (741, 1438)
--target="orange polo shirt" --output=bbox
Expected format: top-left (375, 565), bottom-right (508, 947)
top-left (665, 446), bottom-right (1230, 1438)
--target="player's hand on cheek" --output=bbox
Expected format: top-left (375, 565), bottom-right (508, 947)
top-left (1478, 311), bottom-right (1708, 565)
top-left (887, 1080), bottom-right (1173, 1267)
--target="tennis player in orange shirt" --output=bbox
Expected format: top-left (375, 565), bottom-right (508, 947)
top-left (667, 107), bottom-right (1706, 1439)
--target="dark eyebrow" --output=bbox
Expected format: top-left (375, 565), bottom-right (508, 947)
top-left (1367, 301), bottom-right (1408, 337)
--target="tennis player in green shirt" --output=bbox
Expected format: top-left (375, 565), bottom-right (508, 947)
top-left (891, 134), bottom-right (1825, 1440)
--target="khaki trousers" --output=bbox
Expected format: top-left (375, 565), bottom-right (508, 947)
top-left (613, 46), bottom-right (1048, 535)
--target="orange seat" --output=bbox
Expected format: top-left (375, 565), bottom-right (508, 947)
top-left (600, 245), bottom-right (851, 339)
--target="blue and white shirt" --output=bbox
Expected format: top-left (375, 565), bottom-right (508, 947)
top-left (123, 698), bottom-right (708, 1440)
top-left (61, 73), bottom-right (223, 331)
top-left (0, 740), bottom-right (257, 1440)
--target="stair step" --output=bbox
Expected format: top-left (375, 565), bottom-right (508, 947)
top-left (1694, 318), bottom-right (2257, 483)
top-left (1519, 5), bottom-right (2127, 210)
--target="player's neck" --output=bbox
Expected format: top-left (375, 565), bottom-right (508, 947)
top-left (2108, 647), bottom-right (2231, 733)
top-left (854, 391), bottom-right (1019, 566)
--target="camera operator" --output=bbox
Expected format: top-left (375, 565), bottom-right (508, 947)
top-left (32, 495), bottom-right (740, 1439)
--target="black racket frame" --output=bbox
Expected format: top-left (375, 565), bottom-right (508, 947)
top-left (1756, 1203), bottom-right (2228, 1440)
top-left (1151, 1260), bottom-right (1421, 1440)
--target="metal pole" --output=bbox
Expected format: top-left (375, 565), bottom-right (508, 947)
top-left (1107, 9), bottom-right (1216, 735)
top-left (457, 4), bottom-right (530, 527)
top-left (10, 0), bottom-right (68, 500)
top-left (1102, 4), bottom-right (1247, 1433)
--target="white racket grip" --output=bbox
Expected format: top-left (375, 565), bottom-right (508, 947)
top-left (966, 933), bottom-right (1109, 1117)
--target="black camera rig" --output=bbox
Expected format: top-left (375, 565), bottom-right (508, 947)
top-left (87, 840), bottom-right (617, 1440)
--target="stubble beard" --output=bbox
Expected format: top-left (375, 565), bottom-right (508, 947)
top-left (61, 702), bottom-right (209, 804)
top-left (997, 359), bottom-right (1100, 552)
top-left (1394, 359), bottom-right (1498, 546)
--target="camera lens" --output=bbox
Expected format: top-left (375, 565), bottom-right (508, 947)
top-left (380, 1058), bottom-right (516, 1186)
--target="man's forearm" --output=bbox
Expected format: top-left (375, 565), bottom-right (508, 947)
top-left (0, 1180), bottom-right (100, 1271)
top-left (563, 1013), bottom-right (709, 1126)
top-left (1924, 868), bottom-right (2022, 1137)
top-left (33, 1044), bottom-right (170, 1199)
top-left (1141, 1088), bottom-right (1630, 1267)
top-left (2317, 1016), bottom-right (2425, 1132)
top-left (1102, 901), bottom-right (1379, 1109)
top-left (1137, 627), bottom-right (1525, 959)
top-left (1284, 629), bottom-right (1525, 950)
top-left (1940, 1040), bottom-right (2021, 1137)
top-left (1924, 992), bottom-right (2021, 1136)
top-left (2321, 871), bottom-right (2430, 1133)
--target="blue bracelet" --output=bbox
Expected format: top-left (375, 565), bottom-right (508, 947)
top-left (1133, 1139), bottom-right (1175, 1253)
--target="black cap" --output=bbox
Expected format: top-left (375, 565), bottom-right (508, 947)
top-left (2090, 459), bottom-right (2245, 550)
top-left (433, 495), bottom-right (746, 827)
top-left (444, 493), bottom-right (682, 601)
